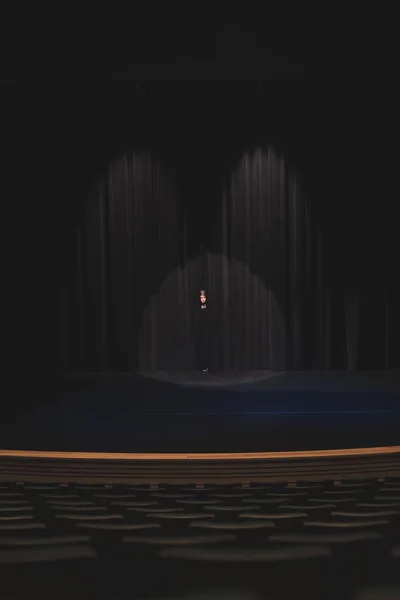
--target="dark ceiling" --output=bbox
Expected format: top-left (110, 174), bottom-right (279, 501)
top-left (1, 8), bottom-right (399, 83)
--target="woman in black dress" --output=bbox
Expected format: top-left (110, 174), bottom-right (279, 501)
top-left (197, 289), bottom-right (208, 372)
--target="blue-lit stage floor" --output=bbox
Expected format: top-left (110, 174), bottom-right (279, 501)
top-left (2, 370), bottom-right (400, 453)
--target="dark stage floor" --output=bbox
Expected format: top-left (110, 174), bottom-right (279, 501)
top-left (2, 370), bottom-right (400, 453)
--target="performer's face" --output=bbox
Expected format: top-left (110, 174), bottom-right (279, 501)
top-left (200, 291), bottom-right (206, 304)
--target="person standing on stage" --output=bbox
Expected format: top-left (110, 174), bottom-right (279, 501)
top-left (197, 289), bottom-right (208, 372)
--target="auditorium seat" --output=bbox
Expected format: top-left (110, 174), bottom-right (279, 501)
top-left (0, 478), bottom-right (400, 598)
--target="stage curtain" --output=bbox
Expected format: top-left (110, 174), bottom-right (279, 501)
top-left (56, 139), bottom-right (326, 371)
top-left (55, 121), bottom-right (400, 373)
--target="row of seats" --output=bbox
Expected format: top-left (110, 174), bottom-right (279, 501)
top-left (1, 477), bottom-right (400, 598)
